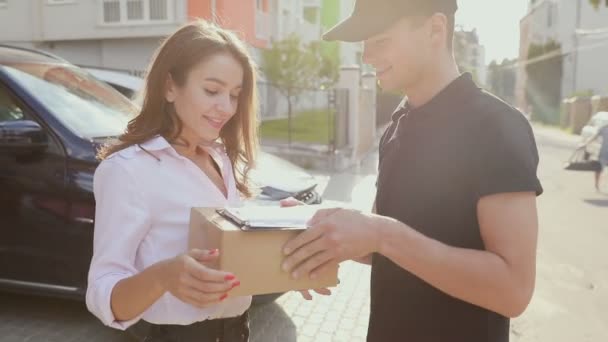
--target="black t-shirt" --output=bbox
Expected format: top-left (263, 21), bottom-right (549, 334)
top-left (369, 73), bottom-right (542, 342)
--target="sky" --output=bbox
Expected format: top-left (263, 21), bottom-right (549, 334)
top-left (455, 0), bottom-right (529, 64)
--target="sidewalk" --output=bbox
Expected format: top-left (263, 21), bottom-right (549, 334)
top-left (250, 261), bottom-right (372, 342)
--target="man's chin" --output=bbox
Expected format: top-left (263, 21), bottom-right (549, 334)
top-left (377, 79), bottom-right (401, 93)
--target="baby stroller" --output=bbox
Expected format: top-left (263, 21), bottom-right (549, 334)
top-left (564, 146), bottom-right (602, 172)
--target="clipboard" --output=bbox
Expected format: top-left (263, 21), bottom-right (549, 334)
top-left (216, 206), bottom-right (317, 231)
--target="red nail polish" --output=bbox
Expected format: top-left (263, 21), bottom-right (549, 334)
top-left (232, 280), bottom-right (241, 288)
top-left (209, 249), bottom-right (219, 256)
top-left (225, 274), bottom-right (235, 281)
top-left (220, 293), bottom-right (228, 301)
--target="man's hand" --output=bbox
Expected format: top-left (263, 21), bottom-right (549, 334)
top-left (279, 197), bottom-right (304, 207)
top-left (298, 287), bottom-right (332, 300)
top-left (280, 197), bottom-right (334, 300)
top-left (282, 208), bottom-right (380, 280)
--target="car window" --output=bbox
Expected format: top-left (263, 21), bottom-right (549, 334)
top-left (1, 63), bottom-right (137, 139)
top-left (0, 84), bottom-right (25, 122)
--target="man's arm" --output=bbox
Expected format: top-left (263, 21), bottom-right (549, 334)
top-left (353, 200), bottom-right (377, 265)
top-left (376, 192), bottom-right (538, 318)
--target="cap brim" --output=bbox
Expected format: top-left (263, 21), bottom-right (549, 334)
top-left (322, 16), bottom-right (391, 42)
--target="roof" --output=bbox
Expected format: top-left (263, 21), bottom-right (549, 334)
top-left (0, 45), bottom-right (65, 65)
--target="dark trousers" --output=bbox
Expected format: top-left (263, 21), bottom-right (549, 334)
top-left (126, 312), bottom-right (249, 342)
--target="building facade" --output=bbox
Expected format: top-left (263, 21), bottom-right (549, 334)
top-left (516, 0), bottom-right (608, 110)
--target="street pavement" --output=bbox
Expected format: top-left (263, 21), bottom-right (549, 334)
top-left (1, 125), bottom-right (607, 341)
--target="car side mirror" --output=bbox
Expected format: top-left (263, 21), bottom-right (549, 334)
top-left (0, 120), bottom-right (49, 155)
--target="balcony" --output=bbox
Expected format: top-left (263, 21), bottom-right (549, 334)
top-left (100, 0), bottom-right (174, 26)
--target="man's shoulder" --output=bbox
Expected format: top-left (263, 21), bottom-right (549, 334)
top-left (470, 89), bottom-right (522, 116)
top-left (467, 90), bottom-right (531, 131)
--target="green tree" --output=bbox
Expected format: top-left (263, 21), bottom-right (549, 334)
top-left (588, 0), bottom-right (608, 9)
top-left (261, 34), bottom-right (336, 145)
top-left (487, 58), bottom-right (517, 104)
top-left (525, 41), bottom-right (563, 124)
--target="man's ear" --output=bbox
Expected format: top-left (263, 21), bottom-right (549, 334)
top-left (429, 13), bottom-right (448, 49)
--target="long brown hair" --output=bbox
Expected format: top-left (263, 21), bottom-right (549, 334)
top-left (97, 20), bottom-right (259, 198)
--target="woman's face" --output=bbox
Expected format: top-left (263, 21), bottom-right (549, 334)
top-left (166, 53), bottom-right (244, 144)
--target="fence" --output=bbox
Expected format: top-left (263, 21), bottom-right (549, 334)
top-left (561, 95), bottom-right (608, 134)
top-left (257, 81), bottom-right (349, 152)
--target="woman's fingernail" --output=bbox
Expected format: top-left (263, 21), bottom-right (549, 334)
top-left (232, 281), bottom-right (241, 288)
top-left (283, 247), bottom-right (291, 255)
top-left (209, 249), bottom-right (219, 256)
top-left (310, 273), bottom-right (317, 280)
top-left (292, 271), bottom-right (299, 279)
top-left (220, 294), bottom-right (228, 301)
top-left (281, 262), bottom-right (289, 272)
top-left (225, 274), bottom-right (235, 281)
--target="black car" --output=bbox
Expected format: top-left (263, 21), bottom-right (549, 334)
top-left (0, 45), bottom-right (320, 303)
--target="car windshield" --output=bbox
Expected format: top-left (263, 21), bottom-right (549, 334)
top-left (1, 62), bottom-right (136, 139)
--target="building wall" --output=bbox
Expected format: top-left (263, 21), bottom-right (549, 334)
top-left (0, 1), bottom-right (36, 42)
top-left (559, 0), bottom-right (608, 97)
top-left (40, 0), bottom-right (187, 41)
top-left (100, 38), bottom-right (162, 72)
top-left (516, 15), bottom-right (532, 109)
top-left (319, 0), bottom-right (361, 67)
top-left (271, 0), bottom-right (321, 44)
top-left (37, 37), bottom-right (162, 74)
top-left (338, 0), bottom-right (362, 66)
top-left (188, 0), bottom-right (212, 20)
top-left (213, 0), bottom-right (269, 49)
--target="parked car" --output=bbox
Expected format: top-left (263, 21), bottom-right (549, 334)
top-left (581, 111), bottom-right (608, 159)
top-left (0, 45), bottom-right (320, 304)
top-left (82, 66), bottom-right (144, 101)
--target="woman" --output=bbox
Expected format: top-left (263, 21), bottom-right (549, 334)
top-left (86, 20), bottom-right (258, 341)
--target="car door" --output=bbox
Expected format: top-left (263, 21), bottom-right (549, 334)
top-left (0, 81), bottom-right (75, 292)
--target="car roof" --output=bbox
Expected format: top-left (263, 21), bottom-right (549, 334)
top-left (0, 44), bottom-right (67, 65)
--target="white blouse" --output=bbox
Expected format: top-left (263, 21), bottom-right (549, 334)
top-left (86, 136), bottom-right (251, 330)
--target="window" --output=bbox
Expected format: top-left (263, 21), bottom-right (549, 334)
top-left (127, 0), bottom-right (144, 20)
top-left (103, 0), bottom-right (121, 23)
top-left (0, 85), bottom-right (25, 122)
top-left (256, 0), bottom-right (267, 12)
top-left (2, 64), bottom-right (137, 139)
top-left (149, 0), bottom-right (168, 20)
top-left (101, 0), bottom-right (172, 25)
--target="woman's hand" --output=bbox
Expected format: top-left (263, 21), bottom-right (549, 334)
top-left (161, 249), bottom-right (240, 308)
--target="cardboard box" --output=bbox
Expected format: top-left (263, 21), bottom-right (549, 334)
top-left (188, 207), bottom-right (339, 297)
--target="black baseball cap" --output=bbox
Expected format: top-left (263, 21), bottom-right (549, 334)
top-left (323, 0), bottom-right (458, 42)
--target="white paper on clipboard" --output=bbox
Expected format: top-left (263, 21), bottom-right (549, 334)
top-left (217, 205), bottom-right (322, 230)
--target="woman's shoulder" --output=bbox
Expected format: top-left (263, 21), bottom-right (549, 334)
top-left (104, 136), bottom-right (170, 162)
top-left (103, 144), bottom-right (138, 162)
